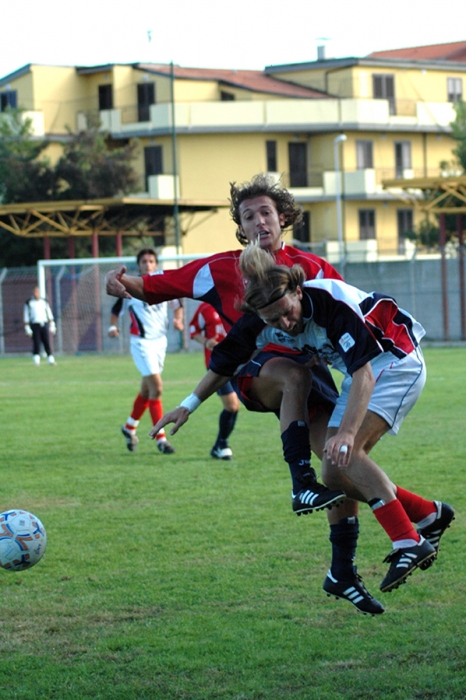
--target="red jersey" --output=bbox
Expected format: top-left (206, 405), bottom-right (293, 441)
top-left (189, 302), bottom-right (226, 367)
top-left (143, 244), bottom-right (342, 332)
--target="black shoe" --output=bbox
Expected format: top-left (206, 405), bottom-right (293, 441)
top-left (157, 440), bottom-right (176, 454)
top-left (292, 481), bottom-right (345, 515)
top-left (417, 501), bottom-right (455, 569)
top-left (210, 445), bottom-right (233, 460)
top-left (323, 569), bottom-right (385, 615)
top-left (121, 426), bottom-right (138, 452)
top-left (380, 537), bottom-right (436, 592)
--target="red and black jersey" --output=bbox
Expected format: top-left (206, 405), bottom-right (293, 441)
top-left (209, 279), bottom-right (425, 379)
top-left (143, 244), bottom-right (342, 332)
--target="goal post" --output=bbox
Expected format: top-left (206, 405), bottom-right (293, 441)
top-left (37, 253), bottom-right (210, 356)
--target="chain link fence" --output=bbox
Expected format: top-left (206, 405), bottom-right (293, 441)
top-left (1, 253), bottom-right (465, 357)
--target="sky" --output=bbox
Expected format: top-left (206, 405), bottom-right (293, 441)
top-left (1, 0), bottom-right (466, 80)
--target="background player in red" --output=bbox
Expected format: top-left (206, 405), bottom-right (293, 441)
top-left (109, 247), bottom-right (184, 454)
top-left (189, 302), bottom-right (239, 460)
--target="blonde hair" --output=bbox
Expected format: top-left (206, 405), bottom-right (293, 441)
top-left (238, 245), bottom-right (305, 314)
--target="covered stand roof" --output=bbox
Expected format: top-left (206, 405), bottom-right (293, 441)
top-left (0, 197), bottom-right (228, 238)
top-left (382, 175), bottom-right (466, 214)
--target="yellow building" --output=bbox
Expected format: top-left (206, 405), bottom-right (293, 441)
top-left (1, 41), bottom-right (465, 260)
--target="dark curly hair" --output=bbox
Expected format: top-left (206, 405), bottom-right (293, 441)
top-left (229, 174), bottom-right (303, 246)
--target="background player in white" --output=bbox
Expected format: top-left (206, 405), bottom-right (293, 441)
top-left (23, 286), bottom-right (57, 366)
top-left (109, 248), bottom-right (184, 454)
top-left (189, 302), bottom-right (240, 460)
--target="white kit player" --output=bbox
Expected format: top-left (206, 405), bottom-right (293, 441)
top-left (109, 248), bottom-right (183, 454)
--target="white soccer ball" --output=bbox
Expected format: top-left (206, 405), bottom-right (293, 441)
top-left (0, 510), bottom-right (47, 572)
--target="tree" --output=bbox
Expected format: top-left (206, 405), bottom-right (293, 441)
top-left (450, 100), bottom-right (466, 173)
top-left (0, 110), bottom-right (140, 266)
top-left (55, 125), bottom-right (139, 200)
top-left (0, 109), bottom-right (56, 204)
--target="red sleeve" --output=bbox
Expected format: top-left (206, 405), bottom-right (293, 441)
top-left (142, 258), bottom-right (207, 304)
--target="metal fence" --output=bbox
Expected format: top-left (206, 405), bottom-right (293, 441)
top-left (1, 252), bottom-right (465, 357)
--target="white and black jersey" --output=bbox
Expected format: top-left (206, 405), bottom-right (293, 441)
top-left (209, 279), bottom-right (425, 379)
top-left (111, 296), bottom-right (181, 341)
top-left (23, 297), bottom-right (54, 326)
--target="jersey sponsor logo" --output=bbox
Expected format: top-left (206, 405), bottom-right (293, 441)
top-left (339, 332), bottom-right (355, 353)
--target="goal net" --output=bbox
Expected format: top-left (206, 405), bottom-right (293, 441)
top-left (37, 254), bottom-right (208, 355)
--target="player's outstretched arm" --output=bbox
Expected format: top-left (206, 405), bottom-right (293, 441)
top-left (105, 266), bottom-right (147, 300)
top-left (150, 369), bottom-right (232, 439)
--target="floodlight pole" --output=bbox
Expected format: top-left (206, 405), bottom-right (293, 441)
top-left (170, 62), bottom-right (181, 256)
top-left (334, 134), bottom-right (347, 269)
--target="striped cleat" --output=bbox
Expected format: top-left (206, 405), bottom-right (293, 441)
top-left (292, 482), bottom-right (345, 515)
top-left (380, 537), bottom-right (436, 592)
top-left (417, 501), bottom-right (455, 569)
top-left (323, 569), bottom-right (385, 615)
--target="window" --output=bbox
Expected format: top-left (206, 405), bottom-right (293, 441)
top-left (220, 91), bottom-right (235, 101)
top-left (394, 141), bottom-right (411, 178)
top-left (137, 82), bottom-right (156, 122)
top-left (397, 209), bottom-right (413, 254)
top-left (98, 84), bottom-right (113, 110)
top-left (356, 140), bottom-right (373, 169)
top-left (288, 142), bottom-right (308, 187)
top-left (266, 141), bottom-right (277, 172)
top-left (144, 145), bottom-right (163, 188)
top-left (293, 211), bottom-right (311, 245)
top-left (0, 90), bottom-right (17, 111)
top-left (373, 73), bottom-right (395, 115)
top-left (359, 209), bottom-right (376, 240)
top-left (447, 77), bottom-right (463, 102)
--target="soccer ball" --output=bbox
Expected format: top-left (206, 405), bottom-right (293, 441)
top-left (0, 510), bottom-right (47, 572)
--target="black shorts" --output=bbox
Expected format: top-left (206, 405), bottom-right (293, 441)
top-left (231, 351), bottom-right (339, 419)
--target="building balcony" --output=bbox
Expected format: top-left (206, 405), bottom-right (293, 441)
top-left (74, 97), bottom-right (457, 137)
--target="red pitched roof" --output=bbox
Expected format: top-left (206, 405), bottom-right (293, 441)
top-left (368, 41), bottom-right (466, 63)
top-left (136, 63), bottom-right (329, 98)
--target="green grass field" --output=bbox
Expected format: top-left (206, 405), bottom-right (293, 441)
top-left (0, 349), bottom-right (465, 700)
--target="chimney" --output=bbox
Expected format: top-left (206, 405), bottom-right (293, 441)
top-left (317, 45), bottom-right (326, 61)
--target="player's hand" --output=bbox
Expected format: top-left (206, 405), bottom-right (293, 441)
top-left (150, 407), bottom-right (190, 438)
top-left (173, 318), bottom-right (184, 332)
top-left (108, 327), bottom-right (119, 338)
top-left (24, 325), bottom-right (33, 337)
top-left (105, 266), bottom-right (132, 299)
top-left (323, 432), bottom-right (354, 468)
top-left (49, 321), bottom-right (57, 335)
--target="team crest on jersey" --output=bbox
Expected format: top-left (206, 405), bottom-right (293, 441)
top-left (339, 332), bottom-right (355, 352)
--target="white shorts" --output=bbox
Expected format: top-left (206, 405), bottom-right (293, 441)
top-left (328, 346), bottom-right (426, 435)
top-left (130, 336), bottom-right (167, 377)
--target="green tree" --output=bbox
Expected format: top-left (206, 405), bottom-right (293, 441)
top-left (55, 125), bottom-right (139, 200)
top-left (450, 100), bottom-right (466, 173)
top-left (0, 111), bottom-right (140, 266)
top-left (0, 109), bottom-right (55, 204)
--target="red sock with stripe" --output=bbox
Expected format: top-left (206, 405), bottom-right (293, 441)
top-left (371, 498), bottom-right (420, 545)
top-left (149, 399), bottom-right (165, 440)
top-left (395, 486), bottom-right (436, 524)
top-left (125, 394), bottom-right (148, 433)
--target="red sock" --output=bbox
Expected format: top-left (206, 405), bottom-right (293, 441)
top-left (148, 399), bottom-right (165, 439)
top-left (372, 499), bottom-right (420, 544)
top-left (131, 393), bottom-right (149, 421)
top-left (396, 486), bottom-right (436, 524)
